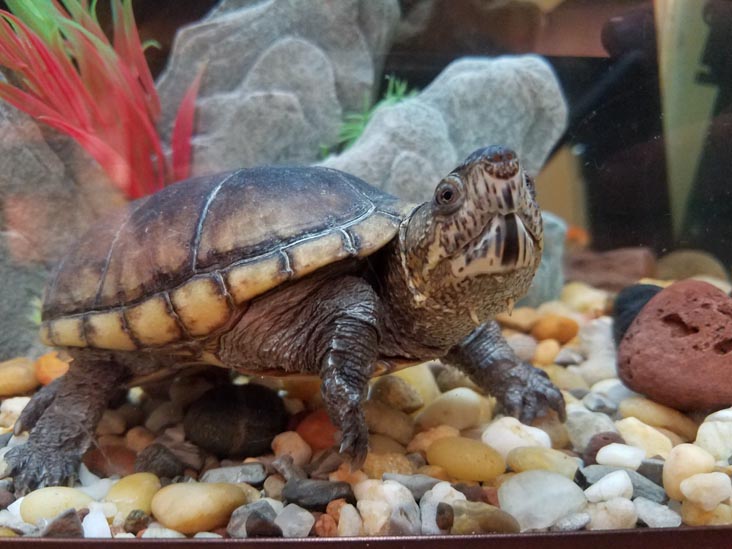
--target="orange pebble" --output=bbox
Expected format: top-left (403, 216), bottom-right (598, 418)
top-left (296, 409), bottom-right (337, 451)
top-left (530, 314), bottom-right (579, 344)
top-left (313, 513), bottom-right (337, 537)
top-left (34, 351), bottom-right (70, 385)
top-left (326, 498), bottom-right (347, 522)
top-left (83, 445), bottom-right (136, 477)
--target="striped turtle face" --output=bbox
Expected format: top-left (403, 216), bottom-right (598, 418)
top-left (402, 146), bottom-right (543, 297)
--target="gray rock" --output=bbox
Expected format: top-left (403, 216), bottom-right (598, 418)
top-left (566, 408), bottom-right (619, 453)
top-left (383, 473), bottom-right (440, 500)
top-left (200, 462), bottom-right (267, 485)
top-left (272, 454), bottom-right (307, 481)
top-left (582, 392), bottom-right (618, 415)
top-left (40, 509), bottom-right (84, 538)
top-left (282, 478), bottom-right (355, 511)
top-left (134, 443), bottom-right (185, 478)
top-left (156, 0), bottom-right (399, 170)
top-left (633, 497), bottom-right (681, 528)
top-left (273, 503), bottom-right (315, 538)
top-left (554, 348), bottom-right (585, 366)
top-left (580, 465), bottom-right (667, 504)
top-left (228, 499), bottom-right (280, 539)
top-left (550, 511), bottom-right (591, 532)
top-left (636, 458), bottom-right (665, 487)
top-left (304, 448), bottom-right (343, 479)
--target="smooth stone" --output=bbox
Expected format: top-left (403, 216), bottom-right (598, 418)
top-left (151, 482), bottom-right (248, 535)
top-left (0, 509), bottom-right (35, 535)
top-left (636, 458), bottom-right (665, 486)
top-left (369, 434), bottom-right (406, 455)
top-left (105, 473), bottom-right (161, 518)
top-left (595, 443), bottom-right (645, 470)
top-left (498, 471), bottom-right (587, 530)
top-left (201, 463), bottom-right (267, 486)
top-left (82, 508), bottom-right (112, 538)
top-left (550, 512), bottom-right (591, 532)
top-left (505, 333), bottom-right (538, 363)
top-left (533, 338), bottom-right (561, 365)
top-left (586, 497), bottom-right (637, 530)
top-left (633, 497), bottom-right (682, 528)
top-left (695, 421), bottom-right (732, 462)
top-left (543, 365), bottom-right (590, 392)
top-left (355, 480), bottom-right (420, 535)
top-left (615, 417), bottom-right (673, 459)
top-left (0, 397), bottom-right (30, 429)
top-left (561, 281), bottom-right (611, 313)
top-left (134, 443), bottom-right (185, 478)
top-left (282, 479), bottom-right (355, 511)
top-left (227, 499), bottom-right (278, 538)
top-left (193, 532), bottom-right (223, 538)
top-left (382, 473), bottom-right (439, 501)
top-left (591, 379), bottom-right (643, 406)
top-left (370, 375), bottom-right (424, 414)
top-left (531, 314), bottom-right (580, 344)
top-left (406, 425), bottom-right (460, 454)
top-left (124, 509), bottom-right (152, 535)
top-left (40, 509), bottom-right (84, 538)
top-left (450, 500), bottom-right (520, 534)
top-left (0, 358), bottom-right (39, 397)
top-left (434, 366), bottom-right (481, 393)
top-left (140, 525), bottom-right (186, 538)
top-left (426, 437), bottom-right (506, 482)
top-left (263, 475), bottom-right (285, 499)
top-left (554, 348), bottom-right (585, 367)
top-left (618, 281), bottom-right (732, 410)
top-left (497, 308), bottom-right (540, 332)
top-left (416, 388), bottom-right (492, 430)
top-left (584, 470), bottom-right (633, 503)
top-left (481, 417), bottom-right (551, 459)
top-left (337, 503), bottom-right (363, 536)
top-left (363, 452), bottom-right (414, 479)
top-left (419, 481), bottom-right (466, 535)
top-left (580, 465), bottom-right (667, 503)
top-left (0, 489), bottom-right (14, 510)
top-left (273, 503), bottom-right (315, 538)
top-left (663, 443), bottom-right (716, 501)
top-left (295, 409), bottom-right (338, 451)
top-left (680, 472), bottom-right (732, 511)
top-left (184, 384), bottom-right (288, 458)
top-left (391, 363), bottom-right (441, 406)
top-left (272, 454), bottom-right (307, 481)
top-left (565, 409), bottom-right (618, 453)
top-left (582, 392), bottom-right (618, 415)
top-left (313, 513), bottom-right (337, 537)
top-left (364, 400), bottom-right (414, 445)
top-left (506, 446), bottom-right (579, 479)
top-left (574, 317), bottom-right (617, 385)
top-left (125, 426), bottom-right (155, 453)
top-left (680, 500), bottom-right (732, 526)
top-left (305, 448), bottom-right (344, 479)
top-left (619, 397), bottom-right (698, 441)
top-left (271, 431), bottom-right (313, 468)
top-left (21, 487), bottom-right (93, 524)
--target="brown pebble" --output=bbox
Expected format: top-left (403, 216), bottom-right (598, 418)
top-left (325, 498), bottom-right (347, 522)
top-left (125, 426), bottom-right (156, 453)
top-left (314, 513), bottom-right (337, 537)
top-left (453, 483), bottom-right (486, 503)
top-left (0, 489), bottom-right (15, 510)
top-left (481, 486), bottom-right (500, 507)
top-left (83, 445), bottom-right (136, 477)
top-left (582, 431), bottom-right (625, 465)
top-left (436, 502), bottom-right (454, 530)
top-left (124, 509), bottom-right (152, 535)
top-left (134, 443), bottom-right (185, 478)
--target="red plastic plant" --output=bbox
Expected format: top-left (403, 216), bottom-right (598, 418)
top-left (0, 0), bottom-right (201, 199)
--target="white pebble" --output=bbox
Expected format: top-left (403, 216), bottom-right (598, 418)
top-left (420, 481), bottom-right (466, 535)
top-left (78, 464), bottom-right (101, 487)
top-left (271, 431), bottom-right (312, 468)
top-left (337, 504), bottom-right (363, 536)
top-left (274, 503), bottom-right (315, 538)
top-left (193, 532), bottom-right (223, 538)
top-left (357, 500), bottom-right (390, 536)
top-left (587, 497), bottom-right (637, 530)
top-left (77, 478), bottom-right (115, 501)
top-left (481, 417), bottom-right (551, 459)
top-left (82, 508), bottom-right (112, 538)
top-left (704, 407), bottom-right (732, 423)
top-left (680, 472), bottom-right (732, 511)
top-left (0, 397), bottom-right (30, 428)
top-left (695, 421), bottom-right (732, 462)
top-left (6, 497), bottom-right (22, 519)
top-left (140, 524), bottom-right (186, 538)
top-left (633, 497), bottom-right (682, 528)
top-left (596, 443), bottom-right (646, 470)
top-left (585, 470), bottom-right (633, 503)
top-left (114, 533), bottom-right (136, 538)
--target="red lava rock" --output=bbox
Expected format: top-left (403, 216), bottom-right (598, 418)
top-left (83, 445), bottom-right (137, 477)
top-left (296, 409), bottom-right (338, 451)
top-left (618, 280), bottom-right (732, 410)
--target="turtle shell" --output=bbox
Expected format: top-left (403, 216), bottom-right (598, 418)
top-left (40, 166), bottom-right (408, 351)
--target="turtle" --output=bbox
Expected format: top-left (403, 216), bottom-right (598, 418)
top-left (6, 146), bottom-right (564, 493)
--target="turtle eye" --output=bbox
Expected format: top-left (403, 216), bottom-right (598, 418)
top-left (434, 180), bottom-right (461, 210)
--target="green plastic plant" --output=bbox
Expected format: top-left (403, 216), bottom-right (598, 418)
top-left (322, 75), bottom-right (417, 157)
top-left (0, 0), bottom-right (201, 199)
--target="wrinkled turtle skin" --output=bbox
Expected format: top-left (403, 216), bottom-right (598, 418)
top-left (7, 146), bottom-right (564, 493)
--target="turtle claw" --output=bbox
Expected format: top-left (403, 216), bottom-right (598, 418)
top-left (338, 417), bottom-right (369, 470)
top-left (4, 443), bottom-right (79, 496)
top-left (495, 360), bottom-right (566, 423)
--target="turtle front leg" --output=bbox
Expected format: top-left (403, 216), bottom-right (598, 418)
top-left (443, 321), bottom-right (566, 422)
top-left (6, 351), bottom-right (129, 495)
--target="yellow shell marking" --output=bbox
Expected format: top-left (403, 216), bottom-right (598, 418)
top-left (44, 317), bottom-right (87, 348)
top-left (170, 276), bottom-right (231, 337)
top-left (85, 311), bottom-right (137, 351)
top-left (349, 211), bottom-right (405, 257)
top-left (125, 295), bottom-right (182, 346)
top-left (225, 254), bottom-right (288, 305)
top-left (288, 231), bottom-right (348, 278)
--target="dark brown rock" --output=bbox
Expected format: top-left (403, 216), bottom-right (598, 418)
top-left (582, 432), bottom-right (625, 466)
top-left (565, 247), bottom-right (656, 292)
top-left (124, 510), bottom-right (152, 535)
top-left (618, 280), bottom-right (732, 410)
top-left (134, 443), bottom-right (185, 478)
top-left (40, 509), bottom-right (84, 538)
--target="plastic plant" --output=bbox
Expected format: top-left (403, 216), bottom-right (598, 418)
top-left (0, 0), bottom-right (201, 199)
top-left (321, 75), bottom-right (417, 157)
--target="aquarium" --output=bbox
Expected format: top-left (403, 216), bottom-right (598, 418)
top-left (0, 0), bottom-right (730, 545)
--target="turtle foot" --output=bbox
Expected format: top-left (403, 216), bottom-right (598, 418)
top-left (14, 378), bottom-right (62, 435)
top-left (4, 443), bottom-right (80, 496)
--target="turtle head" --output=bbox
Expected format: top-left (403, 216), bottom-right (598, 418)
top-left (400, 146), bottom-right (543, 308)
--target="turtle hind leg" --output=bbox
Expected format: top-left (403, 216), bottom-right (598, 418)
top-left (13, 377), bottom-right (63, 435)
top-left (5, 351), bottom-right (129, 495)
